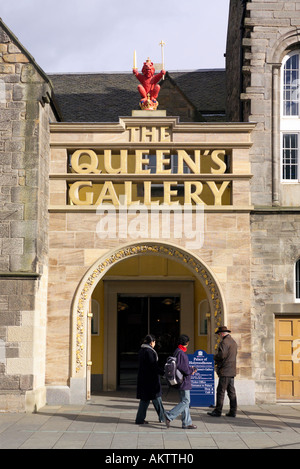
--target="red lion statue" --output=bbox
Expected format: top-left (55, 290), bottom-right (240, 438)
top-left (133, 58), bottom-right (166, 110)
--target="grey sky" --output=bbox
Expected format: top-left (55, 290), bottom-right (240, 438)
top-left (1, 0), bottom-right (230, 73)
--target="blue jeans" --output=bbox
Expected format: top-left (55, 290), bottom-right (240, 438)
top-left (135, 397), bottom-right (165, 424)
top-left (165, 390), bottom-right (192, 427)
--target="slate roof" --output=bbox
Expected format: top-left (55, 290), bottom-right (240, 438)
top-left (0, 18), bottom-right (226, 123)
top-left (48, 69), bottom-right (226, 123)
top-left (167, 70), bottom-right (226, 115)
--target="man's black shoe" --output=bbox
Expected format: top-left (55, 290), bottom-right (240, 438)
top-left (225, 412), bottom-right (236, 417)
top-left (207, 411), bottom-right (221, 417)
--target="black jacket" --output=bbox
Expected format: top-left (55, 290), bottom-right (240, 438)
top-left (136, 344), bottom-right (162, 401)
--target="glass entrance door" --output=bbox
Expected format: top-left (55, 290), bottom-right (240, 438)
top-left (117, 295), bottom-right (180, 386)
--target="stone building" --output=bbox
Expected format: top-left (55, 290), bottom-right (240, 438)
top-left (227, 0), bottom-right (300, 403)
top-left (0, 0), bottom-right (299, 411)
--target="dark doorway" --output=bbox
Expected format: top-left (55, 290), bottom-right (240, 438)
top-left (117, 295), bottom-right (180, 386)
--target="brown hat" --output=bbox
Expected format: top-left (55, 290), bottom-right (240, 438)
top-left (216, 326), bottom-right (231, 334)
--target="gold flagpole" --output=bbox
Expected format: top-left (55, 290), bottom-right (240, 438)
top-left (159, 40), bottom-right (166, 80)
top-left (133, 50), bottom-right (137, 69)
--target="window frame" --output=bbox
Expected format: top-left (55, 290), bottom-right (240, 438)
top-left (281, 132), bottom-right (299, 182)
top-left (281, 51), bottom-right (300, 183)
top-left (144, 153), bottom-right (191, 191)
top-left (295, 258), bottom-right (300, 302)
top-left (144, 153), bottom-right (192, 175)
top-left (91, 299), bottom-right (100, 336)
top-left (282, 51), bottom-right (300, 119)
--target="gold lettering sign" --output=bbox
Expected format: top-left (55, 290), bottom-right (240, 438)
top-left (67, 148), bottom-right (230, 206)
top-left (68, 180), bottom-right (231, 206)
top-left (69, 148), bottom-right (227, 176)
top-left (66, 126), bottom-right (232, 207)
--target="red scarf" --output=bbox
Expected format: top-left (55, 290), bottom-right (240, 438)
top-left (178, 344), bottom-right (187, 352)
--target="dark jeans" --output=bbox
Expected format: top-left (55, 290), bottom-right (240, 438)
top-left (215, 376), bottom-right (237, 415)
top-left (135, 397), bottom-right (165, 424)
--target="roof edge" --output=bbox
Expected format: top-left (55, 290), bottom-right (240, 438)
top-left (0, 17), bottom-right (53, 89)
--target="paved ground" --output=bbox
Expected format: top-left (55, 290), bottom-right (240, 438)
top-left (0, 388), bottom-right (300, 450)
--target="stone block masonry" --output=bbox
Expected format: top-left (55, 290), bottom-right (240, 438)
top-left (226, 0), bottom-right (300, 402)
top-left (250, 211), bottom-right (300, 402)
top-left (0, 20), bottom-right (56, 411)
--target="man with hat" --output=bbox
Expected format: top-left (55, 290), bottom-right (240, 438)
top-left (207, 326), bottom-right (237, 417)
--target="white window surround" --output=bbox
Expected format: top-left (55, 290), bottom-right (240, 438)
top-left (280, 51), bottom-right (300, 183)
top-left (281, 133), bottom-right (299, 181)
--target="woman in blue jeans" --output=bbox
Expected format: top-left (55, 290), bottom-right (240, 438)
top-left (164, 335), bottom-right (197, 429)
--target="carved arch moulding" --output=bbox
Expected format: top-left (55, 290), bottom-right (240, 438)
top-left (268, 28), bottom-right (300, 64)
top-left (71, 241), bottom-right (226, 377)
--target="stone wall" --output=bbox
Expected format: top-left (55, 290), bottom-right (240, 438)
top-left (238, 0), bottom-right (300, 206)
top-left (226, 0), bottom-right (300, 402)
top-left (251, 211), bottom-right (300, 402)
top-left (46, 120), bottom-right (255, 404)
top-left (47, 211), bottom-right (252, 383)
top-left (247, 0), bottom-right (300, 402)
top-left (0, 21), bottom-right (56, 411)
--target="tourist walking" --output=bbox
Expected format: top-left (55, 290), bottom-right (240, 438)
top-left (164, 334), bottom-right (197, 429)
top-left (135, 334), bottom-right (165, 424)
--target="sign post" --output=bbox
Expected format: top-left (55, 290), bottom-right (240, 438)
top-left (188, 350), bottom-right (215, 407)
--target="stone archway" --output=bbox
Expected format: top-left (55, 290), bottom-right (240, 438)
top-left (69, 241), bottom-right (226, 402)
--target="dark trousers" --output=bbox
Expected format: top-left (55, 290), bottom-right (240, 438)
top-left (135, 397), bottom-right (165, 424)
top-left (215, 376), bottom-right (237, 415)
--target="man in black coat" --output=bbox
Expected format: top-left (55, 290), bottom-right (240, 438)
top-left (135, 334), bottom-right (165, 424)
top-left (207, 326), bottom-right (238, 417)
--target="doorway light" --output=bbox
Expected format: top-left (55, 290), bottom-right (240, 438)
top-left (162, 298), bottom-right (173, 305)
top-left (117, 302), bottom-right (128, 311)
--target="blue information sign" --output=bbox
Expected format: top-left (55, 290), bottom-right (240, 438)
top-left (188, 350), bottom-right (215, 407)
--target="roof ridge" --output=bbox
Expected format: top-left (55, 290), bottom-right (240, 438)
top-left (47, 68), bottom-right (226, 76)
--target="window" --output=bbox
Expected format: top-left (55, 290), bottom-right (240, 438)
top-left (198, 299), bottom-right (209, 336)
top-left (91, 299), bottom-right (100, 335)
top-left (282, 133), bottom-right (298, 180)
top-left (140, 153), bottom-right (191, 196)
top-left (281, 51), bottom-right (300, 181)
top-left (295, 259), bottom-right (300, 301)
top-left (144, 154), bottom-right (191, 174)
top-left (283, 53), bottom-right (299, 117)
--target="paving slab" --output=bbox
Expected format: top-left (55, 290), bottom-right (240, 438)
top-left (0, 390), bottom-right (299, 451)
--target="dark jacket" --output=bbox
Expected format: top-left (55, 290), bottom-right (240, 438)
top-left (136, 344), bottom-right (162, 401)
top-left (214, 334), bottom-right (237, 377)
top-left (175, 347), bottom-right (194, 391)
